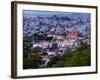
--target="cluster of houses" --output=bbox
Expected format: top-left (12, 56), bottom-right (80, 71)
top-left (32, 27), bottom-right (78, 50)
top-left (30, 27), bottom-right (80, 66)
top-left (23, 14), bottom-right (91, 67)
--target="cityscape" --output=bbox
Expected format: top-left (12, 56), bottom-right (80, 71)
top-left (23, 10), bottom-right (91, 69)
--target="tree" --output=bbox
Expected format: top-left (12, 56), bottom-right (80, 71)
top-left (31, 47), bottom-right (41, 53)
top-left (31, 55), bottom-right (42, 68)
top-left (47, 55), bottom-right (61, 67)
top-left (42, 52), bottom-right (48, 55)
top-left (63, 47), bottom-right (91, 67)
top-left (23, 55), bottom-right (42, 69)
top-left (51, 43), bottom-right (58, 50)
top-left (46, 36), bottom-right (53, 42)
top-left (33, 33), bottom-right (39, 41)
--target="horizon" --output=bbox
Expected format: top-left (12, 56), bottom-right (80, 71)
top-left (23, 10), bottom-right (90, 17)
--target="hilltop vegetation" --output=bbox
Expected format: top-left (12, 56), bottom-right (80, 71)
top-left (47, 44), bottom-right (91, 67)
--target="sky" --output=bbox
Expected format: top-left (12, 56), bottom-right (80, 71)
top-left (23, 10), bottom-right (89, 17)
